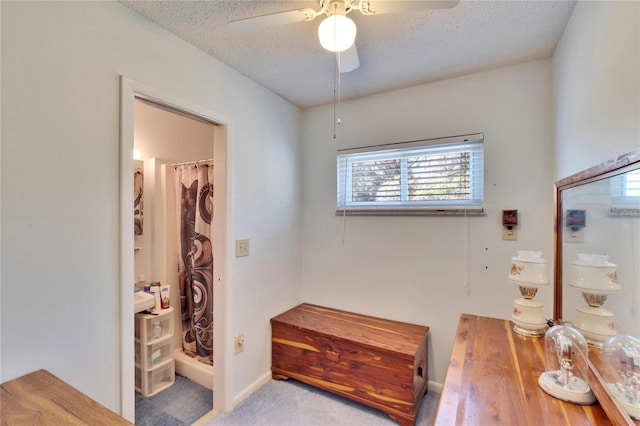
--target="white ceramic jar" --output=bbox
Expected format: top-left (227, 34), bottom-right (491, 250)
top-left (512, 298), bottom-right (546, 333)
top-left (573, 305), bottom-right (617, 345)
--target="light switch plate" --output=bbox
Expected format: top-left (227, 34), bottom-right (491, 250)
top-left (234, 334), bottom-right (245, 354)
top-left (235, 239), bottom-right (249, 257)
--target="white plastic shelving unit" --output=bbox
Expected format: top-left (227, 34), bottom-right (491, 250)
top-left (135, 306), bottom-right (175, 397)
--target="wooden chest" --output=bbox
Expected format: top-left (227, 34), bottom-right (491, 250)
top-left (271, 303), bottom-right (429, 426)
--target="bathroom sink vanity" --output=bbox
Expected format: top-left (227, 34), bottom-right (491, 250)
top-left (134, 290), bottom-right (155, 313)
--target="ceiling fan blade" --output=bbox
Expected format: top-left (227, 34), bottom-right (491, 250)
top-left (365, 0), bottom-right (459, 15)
top-left (229, 8), bottom-right (316, 32)
top-left (338, 43), bottom-right (360, 73)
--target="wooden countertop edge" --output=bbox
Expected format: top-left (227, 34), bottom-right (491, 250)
top-left (1, 369), bottom-right (132, 425)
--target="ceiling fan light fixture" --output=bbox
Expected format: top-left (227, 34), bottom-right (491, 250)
top-left (318, 14), bottom-right (356, 53)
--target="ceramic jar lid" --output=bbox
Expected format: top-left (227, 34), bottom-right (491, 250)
top-left (570, 253), bottom-right (621, 292)
top-left (509, 250), bottom-right (549, 285)
top-left (572, 253), bottom-right (616, 268)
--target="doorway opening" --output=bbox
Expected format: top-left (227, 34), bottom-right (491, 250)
top-left (119, 77), bottom-right (230, 422)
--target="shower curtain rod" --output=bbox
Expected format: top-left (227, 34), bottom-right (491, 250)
top-left (172, 159), bottom-right (214, 167)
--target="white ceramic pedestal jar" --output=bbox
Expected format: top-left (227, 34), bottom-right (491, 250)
top-left (570, 254), bottom-right (621, 346)
top-left (508, 251), bottom-right (549, 336)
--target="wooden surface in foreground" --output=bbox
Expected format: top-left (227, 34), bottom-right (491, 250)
top-left (1, 369), bottom-right (132, 425)
top-left (434, 314), bottom-right (612, 425)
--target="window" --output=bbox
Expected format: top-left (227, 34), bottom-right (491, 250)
top-left (610, 169), bottom-right (640, 206)
top-left (337, 134), bottom-right (484, 215)
top-left (621, 170), bottom-right (640, 198)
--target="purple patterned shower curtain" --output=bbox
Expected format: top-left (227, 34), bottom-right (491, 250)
top-left (174, 162), bottom-right (214, 365)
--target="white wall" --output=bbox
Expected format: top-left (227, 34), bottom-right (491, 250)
top-left (0, 0), bottom-right (301, 415)
top-left (134, 100), bottom-right (215, 163)
top-left (553, 0), bottom-right (640, 179)
top-left (301, 60), bottom-right (555, 384)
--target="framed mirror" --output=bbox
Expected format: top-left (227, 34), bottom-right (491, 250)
top-left (554, 148), bottom-right (640, 425)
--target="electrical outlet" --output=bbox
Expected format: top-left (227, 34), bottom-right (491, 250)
top-left (234, 334), bottom-right (245, 354)
top-left (235, 239), bottom-right (249, 257)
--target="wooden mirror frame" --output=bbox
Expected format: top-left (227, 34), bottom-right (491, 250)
top-left (554, 148), bottom-right (640, 426)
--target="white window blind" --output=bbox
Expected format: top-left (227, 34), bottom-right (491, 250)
top-left (610, 169), bottom-right (640, 205)
top-left (337, 134), bottom-right (484, 215)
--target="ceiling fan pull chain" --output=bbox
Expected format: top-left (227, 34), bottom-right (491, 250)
top-left (333, 52), bottom-right (340, 139)
top-left (337, 51), bottom-right (342, 127)
top-left (333, 5), bottom-right (340, 139)
top-left (333, 21), bottom-right (343, 139)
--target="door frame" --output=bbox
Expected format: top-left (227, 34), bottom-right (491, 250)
top-left (119, 76), bottom-right (231, 421)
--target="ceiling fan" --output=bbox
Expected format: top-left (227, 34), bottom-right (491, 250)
top-left (229, 0), bottom-right (459, 73)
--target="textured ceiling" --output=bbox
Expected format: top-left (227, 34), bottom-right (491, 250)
top-left (119, 0), bottom-right (576, 109)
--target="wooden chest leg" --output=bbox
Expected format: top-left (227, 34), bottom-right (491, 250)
top-left (272, 372), bottom-right (290, 381)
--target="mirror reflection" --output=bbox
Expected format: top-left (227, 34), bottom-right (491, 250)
top-left (561, 168), bottom-right (640, 342)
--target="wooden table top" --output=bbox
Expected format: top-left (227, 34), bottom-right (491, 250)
top-left (1, 369), bottom-right (132, 425)
top-left (434, 314), bottom-right (612, 425)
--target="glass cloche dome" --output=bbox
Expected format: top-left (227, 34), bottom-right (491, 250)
top-left (602, 334), bottom-right (640, 420)
top-left (538, 325), bottom-right (595, 405)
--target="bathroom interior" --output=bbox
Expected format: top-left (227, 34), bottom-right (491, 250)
top-left (133, 98), bottom-right (216, 422)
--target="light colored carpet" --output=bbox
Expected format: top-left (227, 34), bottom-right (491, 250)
top-left (203, 379), bottom-right (440, 426)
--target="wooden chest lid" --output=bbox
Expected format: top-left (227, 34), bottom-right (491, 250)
top-left (271, 303), bottom-right (429, 357)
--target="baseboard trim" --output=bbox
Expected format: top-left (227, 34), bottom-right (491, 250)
top-left (192, 410), bottom-right (217, 425)
top-left (232, 371), bottom-right (273, 408)
top-left (428, 380), bottom-right (443, 393)
top-left (231, 372), bottom-right (441, 409)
